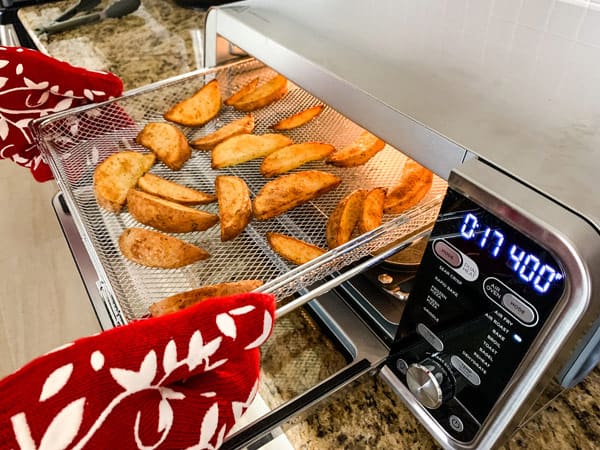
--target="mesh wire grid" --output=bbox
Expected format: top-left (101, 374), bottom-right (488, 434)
top-left (35, 59), bottom-right (447, 323)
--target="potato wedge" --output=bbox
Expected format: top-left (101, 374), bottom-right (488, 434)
top-left (267, 232), bottom-right (326, 265)
top-left (136, 122), bottom-right (191, 170)
top-left (215, 175), bottom-right (252, 241)
top-left (127, 189), bottom-right (218, 233)
top-left (260, 142), bottom-right (336, 178)
top-left (138, 173), bottom-right (216, 205)
top-left (164, 79), bottom-right (221, 127)
top-left (270, 105), bottom-right (324, 130)
top-left (358, 187), bottom-right (387, 234)
top-left (327, 131), bottom-right (386, 167)
top-left (93, 151), bottom-right (155, 212)
top-left (119, 227), bottom-right (209, 268)
top-left (384, 158), bottom-right (433, 214)
top-left (149, 279), bottom-right (264, 317)
top-left (190, 115), bottom-right (255, 150)
top-left (230, 74), bottom-right (288, 112)
top-left (224, 77), bottom-right (259, 106)
top-left (211, 133), bottom-right (292, 169)
top-left (326, 189), bottom-right (368, 249)
top-left (253, 170), bottom-right (342, 220)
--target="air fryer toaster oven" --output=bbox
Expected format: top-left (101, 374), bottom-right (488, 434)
top-left (33, 1), bottom-right (600, 449)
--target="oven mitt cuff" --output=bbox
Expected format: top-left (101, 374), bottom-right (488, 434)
top-left (0, 291), bottom-right (275, 449)
top-left (0, 46), bottom-right (123, 182)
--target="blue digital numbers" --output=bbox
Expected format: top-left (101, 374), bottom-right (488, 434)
top-left (460, 213), bottom-right (505, 258)
top-left (459, 213), bottom-right (563, 294)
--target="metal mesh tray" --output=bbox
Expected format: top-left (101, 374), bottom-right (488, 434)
top-left (33, 59), bottom-right (446, 325)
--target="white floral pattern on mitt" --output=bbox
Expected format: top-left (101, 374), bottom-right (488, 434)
top-left (0, 292), bottom-right (275, 449)
top-left (0, 46), bottom-right (123, 181)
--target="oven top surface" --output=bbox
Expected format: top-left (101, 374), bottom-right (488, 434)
top-left (215, 0), bottom-right (600, 232)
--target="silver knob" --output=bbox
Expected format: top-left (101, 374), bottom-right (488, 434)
top-left (406, 357), bottom-right (455, 409)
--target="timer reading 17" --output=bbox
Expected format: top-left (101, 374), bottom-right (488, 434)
top-left (459, 213), bottom-right (563, 294)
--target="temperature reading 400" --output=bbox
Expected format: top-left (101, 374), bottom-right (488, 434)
top-left (460, 213), bottom-right (563, 294)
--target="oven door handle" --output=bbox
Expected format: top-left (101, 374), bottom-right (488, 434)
top-left (221, 359), bottom-right (372, 450)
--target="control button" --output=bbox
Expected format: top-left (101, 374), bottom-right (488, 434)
top-left (396, 359), bottom-right (409, 374)
top-left (483, 277), bottom-right (538, 327)
top-left (450, 355), bottom-right (481, 386)
top-left (433, 239), bottom-right (479, 282)
top-left (449, 415), bottom-right (464, 433)
top-left (406, 356), bottom-right (455, 409)
top-left (417, 323), bottom-right (444, 351)
top-left (502, 293), bottom-right (536, 325)
top-left (433, 240), bottom-right (462, 268)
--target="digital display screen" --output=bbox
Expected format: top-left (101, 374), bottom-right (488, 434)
top-left (458, 212), bottom-right (564, 294)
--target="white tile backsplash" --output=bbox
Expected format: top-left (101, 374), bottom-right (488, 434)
top-left (519, 0), bottom-right (554, 30)
top-left (547, 1), bottom-right (586, 38)
top-left (578, 8), bottom-right (600, 46)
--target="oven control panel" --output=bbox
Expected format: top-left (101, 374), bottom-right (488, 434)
top-left (388, 187), bottom-right (566, 442)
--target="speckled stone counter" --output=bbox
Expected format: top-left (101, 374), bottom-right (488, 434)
top-left (18, 1), bottom-right (600, 449)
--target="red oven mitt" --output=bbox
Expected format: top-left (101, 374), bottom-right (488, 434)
top-left (0, 46), bottom-right (123, 182)
top-left (0, 292), bottom-right (276, 449)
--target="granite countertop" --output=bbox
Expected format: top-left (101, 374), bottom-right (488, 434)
top-left (18, 1), bottom-right (600, 449)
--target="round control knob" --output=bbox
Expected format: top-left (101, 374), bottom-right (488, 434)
top-left (406, 356), bottom-right (455, 409)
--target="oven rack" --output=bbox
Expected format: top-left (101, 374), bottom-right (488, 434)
top-left (33, 59), bottom-right (446, 325)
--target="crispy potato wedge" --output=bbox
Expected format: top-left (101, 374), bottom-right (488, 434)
top-left (327, 131), bottom-right (386, 167)
top-left (137, 173), bottom-right (216, 205)
top-left (358, 187), bottom-right (387, 234)
top-left (93, 151), bottom-right (155, 212)
top-left (260, 142), bottom-right (336, 178)
top-left (384, 158), bottom-right (433, 214)
top-left (119, 227), bottom-right (209, 268)
top-left (270, 105), bottom-right (324, 130)
top-left (211, 133), bottom-right (292, 169)
top-left (224, 77), bottom-right (259, 106)
top-left (253, 170), bottom-right (342, 221)
top-left (149, 279), bottom-right (264, 317)
top-left (230, 74), bottom-right (288, 112)
top-left (164, 79), bottom-right (221, 127)
top-left (326, 189), bottom-right (368, 249)
top-left (190, 115), bottom-right (255, 150)
top-left (267, 232), bottom-right (326, 265)
top-left (127, 189), bottom-right (218, 233)
top-left (215, 175), bottom-right (252, 241)
top-left (136, 122), bottom-right (191, 170)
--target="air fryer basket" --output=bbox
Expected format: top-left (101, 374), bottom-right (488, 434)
top-left (33, 58), bottom-right (446, 325)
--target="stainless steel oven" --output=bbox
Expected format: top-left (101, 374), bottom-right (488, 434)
top-left (33, 1), bottom-right (600, 449)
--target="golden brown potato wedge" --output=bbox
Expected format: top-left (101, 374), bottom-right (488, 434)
top-left (127, 189), bottom-right (218, 233)
top-left (326, 189), bottom-right (368, 249)
top-left (260, 142), bottom-right (336, 178)
top-left (190, 115), bottom-right (255, 150)
top-left (358, 187), bottom-right (387, 234)
top-left (136, 122), bottom-right (191, 171)
top-left (215, 175), bottom-right (252, 241)
top-left (270, 105), bottom-right (324, 130)
top-left (383, 158), bottom-right (433, 214)
top-left (164, 79), bottom-right (221, 127)
top-left (327, 131), bottom-right (386, 167)
top-left (230, 74), bottom-right (288, 112)
top-left (253, 170), bottom-right (342, 221)
top-left (211, 133), bottom-right (292, 169)
top-left (267, 232), bottom-right (326, 266)
top-left (137, 173), bottom-right (216, 205)
top-left (149, 279), bottom-right (264, 317)
top-left (93, 151), bottom-right (155, 212)
top-left (119, 227), bottom-right (209, 268)
top-left (224, 78), bottom-right (259, 106)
